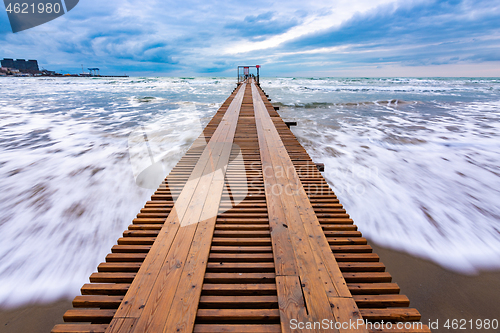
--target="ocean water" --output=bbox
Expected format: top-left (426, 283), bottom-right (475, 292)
top-left (0, 76), bottom-right (499, 306)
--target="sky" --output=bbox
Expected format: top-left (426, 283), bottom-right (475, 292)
top-left (1, 0), bottom-right (500, 76)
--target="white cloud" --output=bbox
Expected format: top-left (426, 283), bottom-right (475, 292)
top-left (221, 0), bottom-right (402, 54)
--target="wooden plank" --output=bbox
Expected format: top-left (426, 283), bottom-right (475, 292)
top-left (206, 262), bottom-right (275, 272)
top-left (252, 83), bottom-right (346, 297)
top-left (73, 296), bottom-right (123, 308)
top-left (106, 318), bottom-right (137, 333)
top-left (255, 86), bottom-right (336, 327)
top-left (338, 262), bottom-right (385, 272)
top-left (199, 296), bottom-right (278, 308)
top-left (329, 297), bottom-right (364, 333)
top-left (353, 295), bottom-right (410, 308)
top-left (252, 81), bottom-right (364, 331)
top-left (81, 284), bottom-right (130, 295)
top-left (258, 132), bottom-right (298, 276)
top-left (111, 245), bottom-right (151, 253)
top-left (52, 324), bottom-right (108, 333)
top-left (64, 309), bottom-right (115, 323)
top-left (105, 253), bottom-right (146, 262)
top-left (209, 246), bottom-right (273, 253)
top-left (90, 273), bottom-right (136, 283)
top-left (343, 272), bottom-right (392, 283)
top-left (202, 283), bottom-right (277, 294)
top-left (131, 84), bottom-right (246, 333)
top-left (196, 309), bottom-right (280, 321)
top-left (254, 86), bottom-right (351, 298)
top-left (211, 238), bottom-right (272, 246)
top-left (193, 324), bottom-right (281, 333)
top-left (209, 253), bottom-right (274, 261)
top-left (334, 253), bottom-right (380, 262)
top-left (275, 276), bottom-right (310, 333)
top-left (159, 85), bottom-right (246, 333)
top-left (107, 84), bottom-right (246, 333)
top-left (347, 283), bottom-right (400, 295)
top-left (98, 263), bottom-right (141, 272)
top-left (359, 308), bottom-right (421, 321)
top-left (203, 273), bottom-right (275, 283)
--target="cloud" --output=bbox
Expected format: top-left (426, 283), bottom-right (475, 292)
top-left (221, 0), bottom-right (401, 55)
top-left (224, 12), bottom-right (300, 41)
top-left (0, 0), bottom-right (499, 75)
top-left (277, 0), bottom-right (500, 66)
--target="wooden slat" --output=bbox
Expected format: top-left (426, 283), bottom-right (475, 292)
top-left (196, 309), bottom-right (280, 321)
top-left (199, 295), bottom-right (278, 307)
top-left (105, 253), bottom-right (146, 262)
top-left (347, 283), bottom-right (401, 295)
top-left (193, 325), bottom-right (281, 333)
top-left (73, 296), bottom-right (123, 308)
top-left (52, 324), bottom-right (108, 333)
top-left (64, 309), bottom-right (115, 323)
top-left (90, 273), bottom-right (136, 283)
top-left (81, 284), bottom-right (130, 295)
top-left (360, 308), bottom-right (422, 321)
top-left (97, 263), bottom-right (141, 272)
top-left (353, 295), bottom-right (410, 308)
top-left (201, 283), bottom-right (277, 295)
top-left (203, 273), bottom-right (275, 283)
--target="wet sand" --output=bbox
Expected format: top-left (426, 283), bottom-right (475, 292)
top-left (370, 243), bottom-right (500, 332)
top-left (0, 299), bottom-right (71, 333)
top-left (1, 245), bottom-right (498, 333)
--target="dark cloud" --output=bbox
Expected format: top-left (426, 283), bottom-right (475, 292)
top-left (1, 0), bottom-right (499, 75)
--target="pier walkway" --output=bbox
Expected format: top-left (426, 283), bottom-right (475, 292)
top-left (52, 79), bottom-right (430, 333)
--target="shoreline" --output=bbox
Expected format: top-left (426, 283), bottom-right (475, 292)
top-left (1, 244), bottom-right (498, 333)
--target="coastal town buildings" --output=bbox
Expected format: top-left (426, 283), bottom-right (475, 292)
top-left (1, 58), bottom-right (41, 76)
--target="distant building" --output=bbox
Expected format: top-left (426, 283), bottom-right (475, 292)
top-left (1, 58), bottom-right (40, 73)
top-left (27, 60), bottom-right (39, 71)
top-left (14, 59), bottom-right (27, 71)
top-left (1, 58), bottom-right (14, 68)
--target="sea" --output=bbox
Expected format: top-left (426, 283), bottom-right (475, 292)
top-left (0, 76), bottom-right (499, 307)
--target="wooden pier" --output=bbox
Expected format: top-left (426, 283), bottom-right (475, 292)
top-left (52, 79), bottom-right (430, 333)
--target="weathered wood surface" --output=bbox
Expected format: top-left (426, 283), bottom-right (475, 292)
top-left (52, 79), bottom-right (429, 333)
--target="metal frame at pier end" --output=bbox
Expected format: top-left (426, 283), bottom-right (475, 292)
top-left (237, 65), bottom-right (260, 84)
